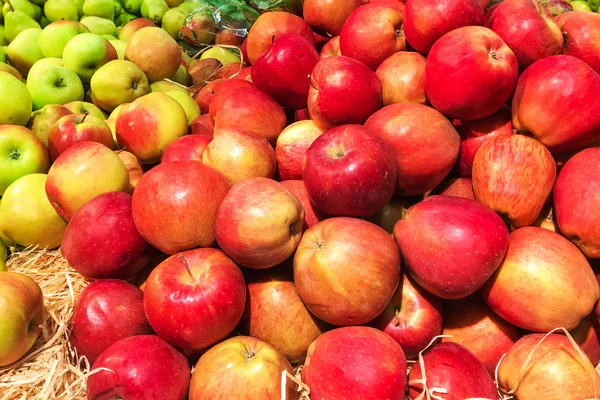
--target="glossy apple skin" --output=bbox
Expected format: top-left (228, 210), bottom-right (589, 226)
top-left (376, 51), bottom-right (426, 106)
top-left (308, 56), bottom-right (382, 129)
top-left (144, 248), bottom-right (246, 350)
top-left (208, 80), bottom-right (255, 120)
top-left (365, 103), bottom-right (460, 196)
top-left (279, 180), bottom-right (329, 230)
top-left (339, 4), bottom-right (406, 70)
top-left (303, 0), bottom-right (360, 37)
top-left (430, 177), bottom-right (475, 199)
top-left (161, 134), bottom-right (212, 164)
top-left (371, 274), bottom-right (443, 359)
top-left (302, 327), bottom-right (407, 400)
top-left (442, 294), bottom-right (522, 375)
top-left (119, 18), bottom-right (156, 42)
top-left (215, 178), bottom-right (305, 269)
top-left (61, 192), bottom-right (151, 279)
top-left (473, 134), bottom-right (556, 227)
top-left (116, 150), bottom-right (143, 191)
top-left (512, 55), bottom-right (600, 155)
top-left (251, 34), bottom-right (320, 110)
top-left (48, 114), bottom-right (113, 161)
top-left (275, 120), bottom-right (326, 181)
top-left (486, 0), bottom-right (563, 70)
top-left (319, 36), bottom-right (341, 59)
top-left (497, 333), bottom-right (600, 400)
top-left (407, 342), bottom-right (497, 400)
top-left (303, 124), bottom-right (396, 217)
top-left (481, 227), bottom-right (600, 332)
top-left (189, 336), bottom-right (298, 400)
top-left (69, 280), bottom-right (153, 364)
top-left (425, 26), bottom-right (518, 121)
top-left (193, 80), bottom-right (223, 114)
top-left (27, 104), bottom-right (73, 146)
top-left (87, 335), bottom-right (190, 400)
top-left (557, 11), bottom-right (600, 75)
top-left (131, 161), bottom-right (230, 255)
top-left (190, 114), bottom-right (214, 136)
top-left (294, 217), bottom-right (400, 326)
top-left (246, 11), bottom-right (316, 64)
top-left (554, 147), bottom-right (600, 258)
top-left (404, 0), bottom-right (485, 54)
top-left (571, 314), bottom-right (600, 365)
top-left (455, 105), bottom-right (513, 177)
top-left (394, 195), bottom-right (509, 299)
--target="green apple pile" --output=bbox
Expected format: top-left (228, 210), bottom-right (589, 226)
top-left (569, 0), bottom-right (600, 11)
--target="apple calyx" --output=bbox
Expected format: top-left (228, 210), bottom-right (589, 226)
top-left (9, 149), bottom-right (21, 160)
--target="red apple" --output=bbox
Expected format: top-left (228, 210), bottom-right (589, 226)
top-left (319, 37), bottom-right (341, 60)
top-left (190, 114), bottom-right (214, 136)
top-left (430, 177), bottom-right (475, 199)
top-left (234, 66), bottom-right (252, 81)
top-left (376, 51), bottom-right (426, 106)
top-left (365, 103), bottom-right (461, 196)
top-left (213, 63), bottom-right (243, 80)
top-left (70, 280), bottom-right (153, 364)
top-left (161, 134), bottom-right (212, 164)
top-left (481, 227), bottom-right (600, 332)
top-left (115, 150), bottom-right (143, 191)
top-left (125, 27), bottom-right (182, 83)
top-left (425, 26), bottom-right (518, 120)
top-left (132, 160), bottom-right (230, 255)
top-left (512, 55), bottom-right (600, 155)
top-left (207, 79), bottom-right (255, 120)
top-left (372, 274), bottom-right (443, 359)
top-left (193, 79), bottom-right (225, 114)
top-left (280, 180), bottom-right (329, 229)
top-left (144, 248), bottom-right (246, 350)
top-left (119, 18), bottom-right (155, 42)
top-left (303, 124), bottom-right (397, 217)
top-left (215, 28), bottom-right (245, 46)
top-left (308, 56), bottom-right (382, 129)
top-left (571, 314), bottom-right (600, 365)
top-left (302, 327), bottom-right (407, 400)
top-left (442, 294), bottom-right (523, 375)
top-left (404, 0), bottom-right (485, 54)
top-left (294, 217), bottom-right (400, 325)
top-left (87, 335), bottom-right (190, 400)
top-left (303, 0), bottom-right (360, 37)
top-left (407, 342), bottom-right (497, 400)
top-left (27, 104), bottom-right (73, 146)
top-left (473, 134), bottom-right (556, 227)
top-left (47, 114), bottom-right (113, 161)
top-left (275, 120), bottom-right (326, 181)
top-left (394, 195), bottom-right (509, 299)
top-left (557, 11), bottom-right (600, 75)
top-left (339, 4), bottom-right (406, 70)
top-left (251, 34), bottom-right (320, 110)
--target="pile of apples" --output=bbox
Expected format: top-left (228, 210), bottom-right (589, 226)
top-left (2, 0), bottom-right (600, 399)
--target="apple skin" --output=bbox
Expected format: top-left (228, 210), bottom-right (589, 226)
top-left (442, 294), bottom-right (523, 375)
top-left (207, 80), bottom-right (255, 120)
top-left (87, 335), bottom-right (190, 400)
top-left (61, 192), bottom-right (151, 279)
top-left (302, 326), bottom-right (407, 400)
top-left (472, 134), bottom-right (556, 228)
top-left (303, 0), bottom-right (359, 37)
top-left (69, 280), bottom-right (153, 364)
top-left (425, 26), bottom-right (518, 121)
top-left (366, 201), bottom-right (407, 234)
top-left (303, 124), bottom-right (397, 217)
top-left (0, 71), bottom-right (31, 126)
top-left (48, 113), bottom-right (113, 161)
top-left (90, 59), bottom-right (149, 112)
top-left (308, 56), bottom-right (382, 129)
top-left (144, 248), bottom-right (246, 350)
top-left (481, 227), bottom-right (600, 332)
top-left (275, 120), bottom-right (326, 181)
top-left (45, 141), bottom-right (129, 221)
top-left (27, 105), bottom-right (73, 146)
top-left (26, 61), bottom-right (85, 111)
top-left (38, 20), bottom-right (90, 59)
top-left (215, 177), bottom-right (305, 269)
top-left (404, 0), bottom-right (485, 54)
top-left (294, 217), bottom-right (400, 326)
top-left (279, 180), bottom-right (329, 230)
top-left (63, 101), bottom-right (106, 120)
top-left (512, 55), bottom-right (600, 155)
top-left (364, 103), bottom-right (460, 196)
top-left (454, 105), bottom-right (513, 177)
top-left (193, 79), bottom-right (224, 114)
top-left (571, 314), bottom-right (600, 365)
top-left (190, 114), bottom-right (214, 136)
top-left (339, 4), bottom-right (406, 70)
top-left (394, 195), bottom-right (509, 300)
top-left (557, 11), bottom-right (600, 75)
top-left (246, 11), bottom-right (316, 64)
top-left (188, 336), bottom-right (298, 400)
top-left (371, 274), bottom-right (442, 359)
top-left (554, 147), bottom-right (600, 258)
top-left (118, 17), bottom-right (155, 42)
top-left (251, 34), bottom-right (320, 110)
top-left (376, 51), bottom-right (426, 106)
top-left (430, 177), bottom-right (475, 200)
top-left (115, 150), bottom-right (143, 191)
top-left (407, 342), bottom-right (498, 400)
top-left (0, 272), bottom-right (44, 367)
top-left (124, 26), bottom-right (181, 82)
top-left (132, 161), bottom-right (230, 255)
top-left (319, 36), bottom-right (341, 59)
top-left (62, 33), bottom-right (118, 83)
top-left (161, 134), bottom-right (212, 164)
top-left (486, 0), bottom-right (564, 70)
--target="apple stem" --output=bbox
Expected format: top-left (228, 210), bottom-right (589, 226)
top-left (5, 0), bottom-right (14, 12)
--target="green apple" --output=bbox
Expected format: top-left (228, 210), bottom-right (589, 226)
top-left (30, 0), bottom-right (48, 6)
top-left (169, 63), bottom-right (188, 85)
top-left (113, 0), bottom-right (122, 15)
top-left (0, 71), bottom-right (31, 125)
top-left (62, 33), bottom-right (118, 82)
top-left (26, 60), bottom-right (84, 110)
top-left (90, 59), bottom-right (148, 111)
top-left (27, 104), bottom-right (73, 145)
top-left (39, 20), bottom-right (89, 58)
top-left (2, 0), bottom-right (41, 20)
top-left (165, 90), bottom-right (199, 124)
top-left (109, 38), bottom-right (126, 59)
top-left (72, 0), bottom-right (84, 16)
top-left (0, 271), bottom-right (44, 367)
top-left (6, 28), bottom-right (44, 76)
top-left (39, 15), bottom-right (50, 28)
top-left (108, 103), bottom-right (124, 119)
top-left (82, 0), bottom-right (113, 19)
top-left (140, 0), bottom-right (167, 24)
top-left (177, 0), bottom-right (202, 13)
top-left (200, 46), bottom-right (240, 65)
top-left (570, 0), bottom-right (593, 10)
top-left (589, 0), bottom-right (599, 11)
top-left (121, 0), bottom-right (143, 15)
top-left (0, 62), bottom-right (21, 79)
top-left (161, 7), bottom-right (185, 39)
top-left (44, 0), bottom-right (78, 22)
top-left (0, 26), bottom-right (7, 45)
top-left (64, 100), bottom-right (106, 119)
top-left (102, 33), bottom-right (116, 40)
top-left (80, 15), bottom-right (116, 35)
top-left (0, 48), bottom-right (5, 63)
top-left (4, 10), bottom-right (40, 43)
top-left (114, 12), bottom-right (136, 27)
top-left (0, 240), bottom-right (7, 271)
top-left (0, 174), bottom-right (68, 248)
top-left (148, 79), bottom-right (187, 93)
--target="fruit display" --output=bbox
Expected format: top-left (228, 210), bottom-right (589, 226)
top-left (2, 0), bottom-right (600, 398)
